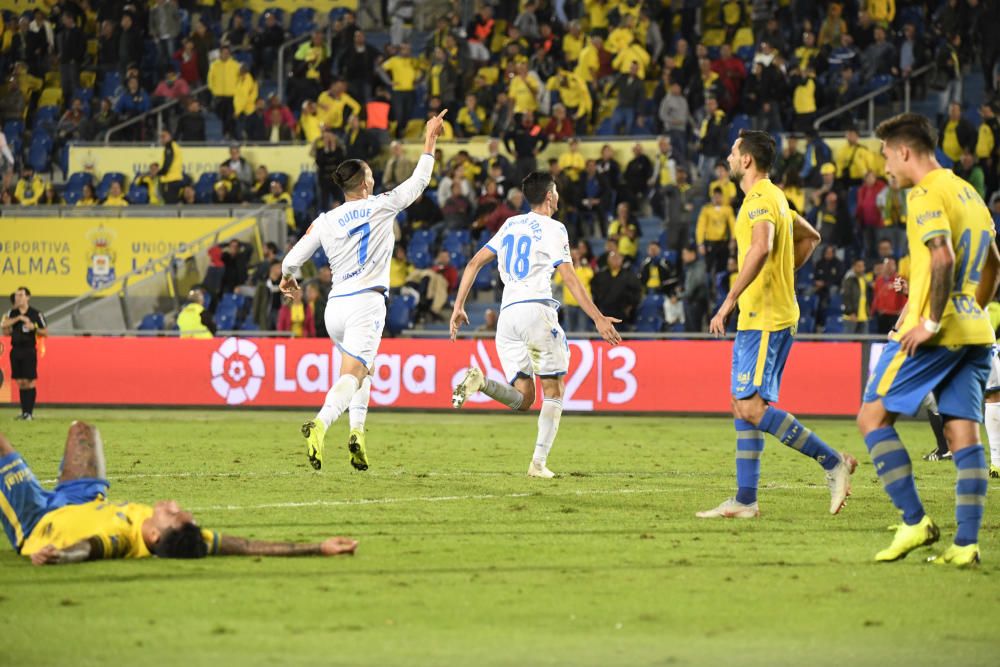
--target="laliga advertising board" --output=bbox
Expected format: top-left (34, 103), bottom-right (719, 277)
top-left (20, 337), bottom-right (863, 414)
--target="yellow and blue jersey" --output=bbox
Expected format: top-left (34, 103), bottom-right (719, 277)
top-left (1, 452), bottom-right (219, 559)
top-left (899, 168), bottom-right (996, 347)
top-left (735, 179), bottom-right (799, 332)
top-left (864, 169), bottom-right (996, 422)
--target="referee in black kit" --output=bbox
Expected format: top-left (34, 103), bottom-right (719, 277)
top-left (1, 287), bottom-right (46, 420)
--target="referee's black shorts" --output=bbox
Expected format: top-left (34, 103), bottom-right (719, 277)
top-left (10, 347), bottom-right (37, 380)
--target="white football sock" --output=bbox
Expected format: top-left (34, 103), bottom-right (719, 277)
top-left (985, 402), bottom-right (1000, 466)
top-left (481, 378), bottom-right (524, 410)
top-left (349, 377), bottom-right (372, 430)
top-left (316, 375), bottom-right (361, 428)
top-left (533, 398), bottom-right (563, 465)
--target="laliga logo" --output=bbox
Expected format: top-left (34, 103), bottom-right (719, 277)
top-left (211, 337), bottom-right (266, 405)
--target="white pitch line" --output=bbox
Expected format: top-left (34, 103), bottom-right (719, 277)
top-left (189, 487), bottom-right (675, 512)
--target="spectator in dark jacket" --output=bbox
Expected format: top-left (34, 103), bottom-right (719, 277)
top-left (504, 112), bottom-right (549, 186)
top-left (341, 30), bottom-right (380, 103)
top-left (639, 241), bottom-right (679, 295)
top-left (11, 17), bottom-right (47, 77)
top-left (252, 11), bottom-right (285, 79)
top-left (840, 258), bottom-right (870, 335)
top-left (57, 12), bottom-right (86, 95)
top-left (609, 62), bottom-right (645, 135)
top-left (312, 128), bottom-right (346, 208)
top-left (680, 246), bottom-right (709, 332)
top-left (243, 99), bottom-right (268, 142)
top-left (343, 115), bottom-right (378, 161)
top-left (623, 143), bottom-right (653, 211)
top-left (118, 12), bottom-right (144, 78)
top-left (591, 251), bottom-right (642, 324)
top-left (175, 98), bottom-right (207, 142)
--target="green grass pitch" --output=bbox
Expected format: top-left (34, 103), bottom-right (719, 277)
top-left (1, 408), bottom-right (998, 667)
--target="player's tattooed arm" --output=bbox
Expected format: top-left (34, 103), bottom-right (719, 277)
top-left (217, 535), bottom-right (358, 557)
top-left (925, 235), bottom-right (955, 324)
top-left (30, 536), bottom-right (105, 565)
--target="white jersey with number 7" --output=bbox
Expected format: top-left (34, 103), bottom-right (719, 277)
top-left (485, 212), bottom-right (573, 310)
top-left (281, 153), bottom-right (435, 296)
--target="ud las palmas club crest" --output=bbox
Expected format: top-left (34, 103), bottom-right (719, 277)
top-left (86, 225), bottom-right (117, 289)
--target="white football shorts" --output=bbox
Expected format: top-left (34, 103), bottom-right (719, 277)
top-left (987, 344), bottom-right (1000, 394)
top-left (325, 290), bottom-right (387, 369)
top-left (495, 301), bottom-right (570, 383)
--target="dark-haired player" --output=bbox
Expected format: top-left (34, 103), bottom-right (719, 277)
top-left (279, 109), bottom-right (449, 471)
top-left (2, 287), bottom-right (46, 420)
top-left (859, 113), bottom-right (999, 566)
top-left (449, 172), bottom-right (622, 478)
top-left (697, 130), bottom-right (857, 519)
top-left (1, 421), bottom-right (358, 565)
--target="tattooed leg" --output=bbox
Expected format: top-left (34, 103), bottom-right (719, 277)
top-left (58, 421), bottom-right (106, 483)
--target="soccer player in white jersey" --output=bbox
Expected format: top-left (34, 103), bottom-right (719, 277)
top-left (449, 172), bottom-right (623, 478)
top-left (280, 110), bottom-right (448, 471)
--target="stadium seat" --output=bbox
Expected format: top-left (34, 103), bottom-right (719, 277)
top-left (824, 316), bottom-right (845, 334)
top-left (311, 247), bottom-right (327, 268)
top-left (66, 172), bottom-right (93, 191)
top-left (387, 294), bottom-right (416, 335)
top-left (328, 7), bottom-right (349, 24)
top-left (233, 8), bottom-right (254, 28)
top-left (636, 294), bottom-right (665, 333)
top-left (411, 228), bottom-right (436, 247)
top-left (216, 309), bottom-right (237, 331)
top-left (290, 8), bottom-right (316, 36)
top-left (798, 315), bottom-right (816, 334)
top-left (27, 136), bottom-right (52, 173)
top-left (63, 186), bottom-right (83, 205)
top-left (4, 119), bottom-right (24, 140)
top-left (473, 261), bottom-right (496, 292)
top-left (33, 106), bottom-right (60, 128)
top-left (847, 186), bottom-right (859, 220)
top-left (258, 8), bottom-right (285, 27)
top-left (138, 313), bottom-right (165, 330)
top-left (238, 318), bottom-right (259, 331)
top-left (270, 172), bottom-right (290, 190)
top-left (596, 118), bottom-right (616, 135)
top-left (126, 183), bottom-right (149, 205)
top-left (96, 172), bottom-right (127, 199)
top-left (735, 45), bottom-right (755, 62)
top-left (195, 173), bottom-right (219, 203)
top-left (449, 250), bottom-right (467, 268)
top-left (233, 50), bottom-right (253, 70)
top-left (410, 249), bottom-right (432, 269)
top-left (727, 114), bottom-right (751, 145)
top-left (204, 113), bottom-right (224, 142)
top-left (100, 70), bottom-right (122, 99)
top-left (295, 172), bottom-right (317, 192)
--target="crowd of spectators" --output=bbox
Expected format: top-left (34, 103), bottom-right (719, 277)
top-left (3, 0), bottom-right (1000, 336)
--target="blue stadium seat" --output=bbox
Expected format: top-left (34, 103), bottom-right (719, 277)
top-left (847, 186), bottom-right (859, 220)
top-left (296, 171), bottom-right (317, 191)
top-left (410, 249), bottom-right (431, 269)
top-left (270, 172), bottom-right (290, 190)
top-left (290, 8), bottom-right (316, 36)
top-left (258, 8), bottom-right (285, 27)
top-left (727, 114), bottom-right (751, 145)
top-left (195, 172), bottom-right (219, 202)
top-left (126, 183), bottom-right (149, 204)
top-left (238, 318), bottom-right (259, 331)
top-left (216, 309), bottom-right (237, 331)
top-left (473, 261), bottom-right (496, 292)
top-left (449, 250), bottom-right (467, 267)
top-left (596, 118), bottom-right (616, 135)
top-left (233, 8), bottom-right (254, 28)
top-left (827, 292), bottom-right (843, 317)
top-left (33, 106), bottom-right (60, 129)
top-left (797, 294), bottom-right (818, 318)
top-left (411, 229), bottom-right (436, 247)
top-left (233, 50), bottom-right (253, 70)
top-left (311, 247), bottom-right (327, 268)
top-left (636, 293), bottom-right (665, 333)
top-left (96, 172), bottom-right (126, 199)
top-left (328, 8), bottom-right (349, 24)
top-left (293, 189), bottom-right (314, 215)
top-left (387, 294), bottom-right (416, 335)
top-left (63, 186), bottom-right (83, 205)
top-left (638, 216), bottom-right (661, 241)
top-left (100, 70), bottom-right (121, 99)
top-left (798, 315), bottom-right (816, 334)
top-left (138, 313), bottom-right (164, 330)
top-left (27, 136), bottom-right (52, 172)
top-left (824, 316), bottom-right (844, 334)
top-left (66, 172), bottom-right (93, 191)
top-left (204, 114), bottom-right (224, 142)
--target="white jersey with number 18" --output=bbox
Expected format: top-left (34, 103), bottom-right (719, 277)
top-left (485, 212), bottom-right (572, 310)
top-left (281, 153), bottom-right (435, 297)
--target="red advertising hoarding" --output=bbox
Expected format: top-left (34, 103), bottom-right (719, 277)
top-left (2, 337), bottom-right (863, 415)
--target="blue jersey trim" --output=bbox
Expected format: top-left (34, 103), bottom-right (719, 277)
top-left (484, 243), bottom-right (498, 254)
top-left (331, 286), bottom-right (388, 299)
top-left (501, 298), bottom-right (561, 312)
top-left (552, 260), bottom-right (566, 268)
top-left (336, 342), bottom-right (369, 367)
top-left (538, 371), bottom-right (568, 378)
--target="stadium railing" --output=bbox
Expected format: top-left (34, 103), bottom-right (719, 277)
top-left (104, 84), bottom-right (211, 145)
top-left (44, 204), bottom-right (287, 332)
top-left (814, 63), bottom-right (934, 134)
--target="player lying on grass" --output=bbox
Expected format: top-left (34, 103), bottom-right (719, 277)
top-left (0, 421), bottom-right (358, 565)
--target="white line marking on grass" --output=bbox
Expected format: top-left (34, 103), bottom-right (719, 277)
top-left (188, 487), bottom-right (676, 512)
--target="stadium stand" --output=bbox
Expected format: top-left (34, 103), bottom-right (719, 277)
top-left (2, 0), bottom-right (999, 339)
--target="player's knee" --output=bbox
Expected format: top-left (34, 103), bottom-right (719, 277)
top-left (67, 420), bottom-right (94, 440)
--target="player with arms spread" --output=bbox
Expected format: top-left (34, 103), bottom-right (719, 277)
top-left (280, 110), bottom-right (449, 471)
top-left (449, 172), bottom-right (622, 478)
top-left (859, 113), bottom-right (999, 566)
top-left (698, 129), bottom-right (857, 519)
top-left (1, 421), bottom-right (358, 565)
